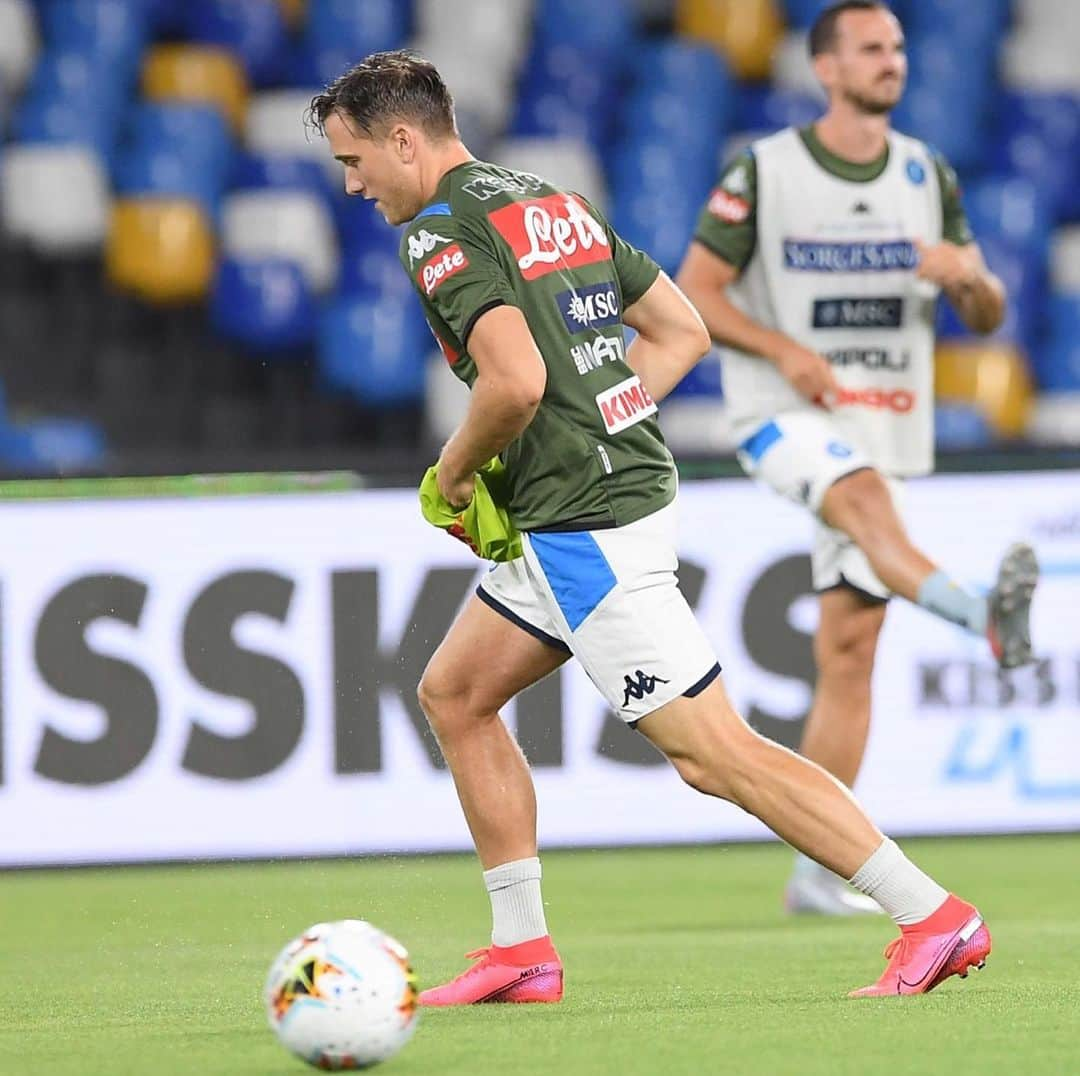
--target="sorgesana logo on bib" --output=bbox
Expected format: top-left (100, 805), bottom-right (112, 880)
top-left (556, 281), bottom-right (621, 333)
top-left (784, 239), bottom-right (918, 272)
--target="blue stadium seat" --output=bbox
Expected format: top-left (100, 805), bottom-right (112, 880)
top-left (607, 137), bottom-right (714, 209)
top-left (231, 153), bottom-right (335, 212)
top-left (905, 0), bottom-right (1009, 39)
top-left (906, 35), bottom-right (996, 108)
top-left (306, 0), bottom-right (410, 56)
top-left (892, 81), bottom-right (987, 175)
top-left (964, 175), bottom-right (1053, 256)
top-left (988, 93), bottom-right (1080, 223)
top-left (183, 0), bottom-right (288, 88)
top-left (41, 0), bottom-right (148, 73)
top-left (318, 292), bottom-right (430, 406)
top-left (738, 87), bottom-right (823, 135)
top-left (1031, 294), bottom-right (1080, 391)
top-left (0, 417), bottom-right (107, 473)
top-left (611, 188), bottom-right (700, 276)
top-left (635, 39), bottom-right (733, 100)
top-left (620, 84), bottom-right (730, 157)
top-left (934, 403), bottom-right (995, 450)
top-left (512, 43), bottom-right (620, 147)
top-left (210, 257), bottom-right (317, 353)
top-left (13, 85), bottom-right (119, 160)
top-left (668, 353), bottom-right (724, 399)
top-left (534, 0), bottom-right (635, 61)
top-left (114, 103), bottom-right (233, 216)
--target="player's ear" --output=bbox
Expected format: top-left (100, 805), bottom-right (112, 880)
top-left (812, 51), bottom-right (836, 91)
top-left (391, 123), bottom-right (416, 164)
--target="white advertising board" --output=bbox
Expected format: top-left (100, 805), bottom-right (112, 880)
top-left (1, 472), bottom-right (1077, 866)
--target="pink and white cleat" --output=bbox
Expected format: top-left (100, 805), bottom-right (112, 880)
top-left (849, 894), bottom-right (991, 998)
top-left (418, 935), bottom-right (563, 1007)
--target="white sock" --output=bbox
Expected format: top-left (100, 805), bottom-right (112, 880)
top-left (848, 838), bottom-right (948, 926)
top-left (484, 857), bottom-right (548, 947)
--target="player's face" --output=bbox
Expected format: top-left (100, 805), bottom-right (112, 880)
top-left (819, 8), bottom-right (907, 115)
top-left (324, 111), bottom-right (421, 225)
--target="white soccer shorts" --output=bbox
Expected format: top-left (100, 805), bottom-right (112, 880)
top-left (478, 500), bottom-right (721, 724)
top-left (735, 411), bottom-right (903, 602)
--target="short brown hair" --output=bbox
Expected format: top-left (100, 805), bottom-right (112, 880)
top-left (307, 49), bottom-right (456, 139)
top-left (809, 1), bottom-right (891, 56)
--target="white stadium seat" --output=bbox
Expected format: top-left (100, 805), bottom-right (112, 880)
top-left (771, 32), bottom-right (825, 100)
top-left (1001, 28), bottom-right (1080, 92)
top-left (492, 136), bottom-right (608, 209)
top-left (246, 89), bottom-right (332, 169)
top-left (1027, 391), bottom-right (1080, 447)
top-left (1, 144), bottom-right (110, 254)
top-left (423, 351), bottom-right (471, 446)
top-left (222, 189), bottom-right (340, 293)
top-left (1050, 227), bottom-right (1080, 293)
top-left (0, 0), bottom-right (38, 94)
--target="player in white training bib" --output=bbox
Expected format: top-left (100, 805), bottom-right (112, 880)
top-left (677, 1), bottom-right (1038, 915)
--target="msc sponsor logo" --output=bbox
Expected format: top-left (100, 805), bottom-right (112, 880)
top-left (407, 228), bottom-right (452, 266)
top-left (813, 296), bottom-right (904, 329)
top-left (835, 386), bottom-right (916, 413)
top-left (595, 374), bottom-right (657, 434)
top-left (419, 243), bottom-right (469, 296)
top-left (556, 281), bottom-right (620, 333)
top-left (488, 194), bottom-right (610, 281)
top-left (571, 334), bottom-right (624, 375)
top-left (707, 188), bottom-right (750, 224)
top-left (784, 239), bottom-right (918, 272)
top-left (462, 172), bottom-right (544, 201)
top-left (826, 346), bottom-right (911, 371)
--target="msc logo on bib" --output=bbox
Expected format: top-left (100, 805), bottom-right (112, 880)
top-left (556, 281), bottom-right (621, 333)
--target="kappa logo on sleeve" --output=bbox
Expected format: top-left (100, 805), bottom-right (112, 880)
top-left (407, 229), bottom-right (453, 266)
top-left (419, 244), bottom-right (470, 296)
top-left (707, 188), bottom-right (750, 224)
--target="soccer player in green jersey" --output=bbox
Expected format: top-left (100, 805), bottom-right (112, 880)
top-left (310, 49), bottom-right (992, 1003)
top-left (676, 1), bottom-right (1037, 918)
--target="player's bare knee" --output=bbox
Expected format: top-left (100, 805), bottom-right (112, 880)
top-left (416, 665), bottom-right (468, 731)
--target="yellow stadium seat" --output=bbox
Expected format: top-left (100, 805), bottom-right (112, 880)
top-left (676, 0), bottom-right (784, 80)
top-left (106, 199), bottom-right (215, 305)
top-left (142, 45), bottom-right (249, 133)
top-left (278, 0), bottom-right (306, 28)
top-left (935, 342), bottom-right (1034, 438)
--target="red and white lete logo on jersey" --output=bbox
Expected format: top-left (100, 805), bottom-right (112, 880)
top-left (419, 243), bottom-right (470, 296)
top-left (595, 375), bottom-right (658, 434)
top-left (488, 193), bottom-right (610, 281)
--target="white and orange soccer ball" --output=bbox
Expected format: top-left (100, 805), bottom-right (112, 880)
top-left (264, 920), bottom-right (419, 1070)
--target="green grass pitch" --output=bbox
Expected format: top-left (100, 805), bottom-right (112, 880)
top-left (2, 834), bottom-right (1077, 1075)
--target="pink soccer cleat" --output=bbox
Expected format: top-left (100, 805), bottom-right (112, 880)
top-left (418, 935), bottom-right (563, 1007)
top-left (849, 894), bottom-right (991, 998)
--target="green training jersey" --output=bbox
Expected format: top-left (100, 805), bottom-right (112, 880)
top-left (399, 160), bottom-right (674, 533)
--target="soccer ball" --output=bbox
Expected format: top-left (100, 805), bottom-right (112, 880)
top-left (264, 919), bottom-right (419, 1070)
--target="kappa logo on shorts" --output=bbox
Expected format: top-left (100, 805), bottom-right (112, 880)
top-left (419, 243), bottom-right (469, 296)
top-left (488, 194), bottom-right (610, 281)
top-left (622, 669), bottom-right (670, 707)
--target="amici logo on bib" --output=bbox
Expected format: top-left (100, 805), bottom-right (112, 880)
top-left (783, 239), bottom-right (918, 272)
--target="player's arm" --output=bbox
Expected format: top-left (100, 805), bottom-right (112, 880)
top-left (916, 154), bottom-right (1005, 335)
top-left (622, 273), bottom-right (710, 403)
top-left (675, 153), bottom-right (840, 407)
top-left (437, 306), bottom-right (546, 508)
top-left (401, 217), bottom-right (542, 508)
top-left (676, 242), bottom-right (840, 407)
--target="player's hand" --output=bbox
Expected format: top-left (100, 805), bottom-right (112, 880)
top-left (914, 239), bottom-right (979, 291)
top-left (437, 465), bottom-right (475, 512)
top-left (776, 341), bottom-right (841, 409)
